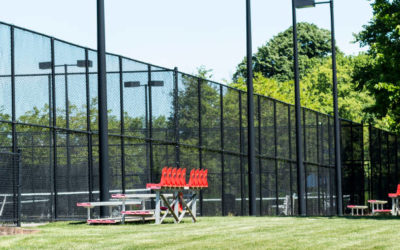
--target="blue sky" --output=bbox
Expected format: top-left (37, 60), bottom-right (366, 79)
top-left (0, 0), bottom-right (372, 82)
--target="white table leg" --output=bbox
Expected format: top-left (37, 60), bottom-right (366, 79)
top-left (192, 191), bottom-right (197, 222)
top-left (174, 192), bottom-right (179, 224)
top-left (155, 191), bottom-right (161, 224)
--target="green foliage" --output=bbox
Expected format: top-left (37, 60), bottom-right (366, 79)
top-left (232, 54), bottom-right (376, 124)
top-left (354, 0), bottom-right (400, 131)
top-left (234, 23), bottom-right (333, 82)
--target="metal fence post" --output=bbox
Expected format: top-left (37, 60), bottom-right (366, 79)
top-left (64, 63), bottom-right (72, 217)
top-left (10, 26), bottom-right (18, 224)
top-left (239, 91), bottom-right (245, 216)
top-left (173, 67), bottom-right (180, 167)
top-left (197, 78), bottom-right (203, 216)
top-left (316, 113), bottom-right (321, 215)
top-left (274, 101), bottom-right (279, 215)
top-left (258, 96), bottom-right (263, 215)
top-left (148, 65), bottom-right (154, 183)
top-left (50, 38), bottom-right (58, 220)
top-left (303, 109), bottom-right (307, 214)
top-left (220, 85), bottom-right (225, 215)
top-left (17, 150), bottom-right (22, 227)
top-left (85, 49), bottom-right (93, 202)
top-left (119, 56), bottom-right (126, 194)
top-left (288, 105), bottom-right (293, 215)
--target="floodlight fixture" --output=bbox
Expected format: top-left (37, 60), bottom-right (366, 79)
top-left (150, 81), bottom-right (164, 87)
top-left (295, 0), bottom-right (315, 8)
top-left (124, 81), bottom-right (141, 88)
top-left (77, 60), bottom-right (93, 68)
top-left (39, 62), bottom-right (52, 70)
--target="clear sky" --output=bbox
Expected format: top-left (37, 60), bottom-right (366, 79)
top-left (0, 0), bottom-right (372, 82)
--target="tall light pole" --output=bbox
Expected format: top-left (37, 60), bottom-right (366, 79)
top-left (291, 0), bottom-right (306, 216)
top-left (246, 0), bottom-right (256, 216)
top-left (97, 0), bottom-right (110, 217)
top-left (293, 0), bottom-right (343, 216)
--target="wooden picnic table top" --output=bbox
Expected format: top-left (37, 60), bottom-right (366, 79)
top-left (347, 205), bottom-right (368, 209)
top-left (112, 193), bottom-right (173, 199)
top-left (368, 200), bottom-right (387, 204)
top-left (77, 200), bottom-right (141, 208)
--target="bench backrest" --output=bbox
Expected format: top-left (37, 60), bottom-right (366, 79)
top-left (397, 184), bottom-right (400, 194)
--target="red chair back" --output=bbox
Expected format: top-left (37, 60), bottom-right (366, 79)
top-left (181, 168), bottom-right (187, 186)
top-left (165, 167), bottom-right (173, 187)
top-left (171, 168), bottom-right (177, 187)
top-left (159, 167), bottom-right (167, 186)
top-left (194, 169), bottom-right (200, 187)
top-left (199, 169), bottom-right (204, 187)
top-left (188, 169), bottom-right (195, 187)
top-left (203, 169), bottom-right (208, 188)
top-left (176, 168), bottom-right (182, 187)
top-left (397, 184), bottom-right (400, 194)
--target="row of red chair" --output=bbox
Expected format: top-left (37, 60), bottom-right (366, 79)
top-left (146, 167), bottom-right (208, 189)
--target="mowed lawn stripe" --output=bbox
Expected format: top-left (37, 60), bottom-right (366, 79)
top-left (0, 217), bottom-right (400, 249)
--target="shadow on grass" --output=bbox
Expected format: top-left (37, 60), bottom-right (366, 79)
top-left (341, 215), bottom-right (400, 220)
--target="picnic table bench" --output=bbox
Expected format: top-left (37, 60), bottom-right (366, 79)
top-left (347, 205), bottom-right (368, 216)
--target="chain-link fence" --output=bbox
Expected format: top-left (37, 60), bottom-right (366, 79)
top-left (0, 21), bottom-right (399, 221)
top-left (0, 151), bottom-right (21, 226)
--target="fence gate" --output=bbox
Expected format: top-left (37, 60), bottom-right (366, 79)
top-left (0, 151), bottom-right (21, 226)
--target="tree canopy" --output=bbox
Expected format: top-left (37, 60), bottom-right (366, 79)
top-left (354, 0), bottom-right (400, 131)
top-left (233, 22), bottom-right (333, 82)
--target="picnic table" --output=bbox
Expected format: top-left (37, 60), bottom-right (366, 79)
top-left (347, 205), bottom-right (368, 216)
top-left (111, 193), bottom-right (173, 223)
top-left (77, 200), bottom-right (142, 224)
top-left (368, 200), bottom-right (391, 215)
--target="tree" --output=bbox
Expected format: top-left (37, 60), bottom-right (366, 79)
top-left (232, 54), bottom-right (376, 124)
top-left (354, 0), bottom-right (400, 131)
top-left (234, 23), bottom-right (333, 82)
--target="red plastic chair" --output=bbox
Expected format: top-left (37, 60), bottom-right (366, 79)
top-left (146, 167), bottom-right (167, 189)
top-left (388, 184), bottom-right (400, 198)
top-left (165, 167), bottom-right (173, 187)
top-left (203, 169), bottom-right (208, 188)
top-left (199, 169), bottom-right (204, 187)
top-left (176, 168), bottom-right (182, 187)
top-left (186, 169), bottom-right (195, 188)
top-left (181, 168), bottom-right (187, 187)
top-left (194, 169), bottom-right (200, 188)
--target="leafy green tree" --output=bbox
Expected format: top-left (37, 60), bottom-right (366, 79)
top-left (234, 23), bottom-right (333, 82)
top-left (354, 0), bottom-right (400, 131)
top-left (232, 54), bottom-right (376, 124)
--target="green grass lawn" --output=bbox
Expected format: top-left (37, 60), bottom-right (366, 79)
top-left (1, 216), bottom-right (400, 249)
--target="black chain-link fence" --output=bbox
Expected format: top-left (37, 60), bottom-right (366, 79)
top-left (0, 21), bottom-right (399, 221)
top-left (0, 151), bottom-right (21, 226)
